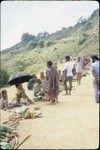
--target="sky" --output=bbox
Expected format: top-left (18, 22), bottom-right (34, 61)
top-left (1, 1), bottom-right (99, 50)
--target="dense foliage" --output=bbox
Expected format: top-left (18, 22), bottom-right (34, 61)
top-left (0, 69), bottom-right (9, 88)
top-left (1, 9), bottom-right (99, 77)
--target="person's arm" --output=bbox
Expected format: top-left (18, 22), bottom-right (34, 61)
top-left (62, 69), bottom-right (67, 80)
top-left (45, 69), bottom-right (50, 81)
top-left (91, 64), bottom-right (96, 77)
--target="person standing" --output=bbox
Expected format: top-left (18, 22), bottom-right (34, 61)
top-left (75, 57), bottom-right (83, 85)
top-left (63, 56), bottom-right (75, 95)
top-left (45, 61), bottom-right (59, 104)
top-left (91, 55), bottom-right (100, 103)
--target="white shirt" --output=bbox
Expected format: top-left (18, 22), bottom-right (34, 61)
top-left (91, 60), bottom-right (99, 76)
top-left (64, 61), bottom-right (74, 77)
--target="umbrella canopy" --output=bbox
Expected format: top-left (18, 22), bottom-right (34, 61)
top-left (7, 72), bottom-right (32, 85)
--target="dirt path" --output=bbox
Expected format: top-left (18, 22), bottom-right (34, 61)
top-left (11, 73), bottom-right (99, 149)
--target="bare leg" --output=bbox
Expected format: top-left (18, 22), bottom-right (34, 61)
top-left (64, 79), bottom-right (68, 95)
top-left (24, 94), bottom-right (33, 104)
top-left (55, 96), bottom-right (58, 103)
top-left (69, 80), bottom-right (72, 95)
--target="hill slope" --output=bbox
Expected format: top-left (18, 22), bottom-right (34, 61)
top-left (1, 9), bottom-right (99, 75)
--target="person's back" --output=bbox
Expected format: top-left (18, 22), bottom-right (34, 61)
top-left (64, 61), bottom-right (74, 77)
top-left (27, 76), bottom-right (37, 90)
top-left (92, 60), bottom-right (99, 76)
top-left (33, 81), bottom-right (41, 96)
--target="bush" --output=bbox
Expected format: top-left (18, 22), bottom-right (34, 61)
top-left (79, 35), bottom-right (87, 45)
top-left (46, 41), bottom-right (56, 47)
top-left (13, 60), bottom-right (26, 72)
top-left (38, 40), bottom-right (45, 48)
top-left (0, 69), bottom-right (9, 88)
top-left (21, 33), bottom-right (35, 42)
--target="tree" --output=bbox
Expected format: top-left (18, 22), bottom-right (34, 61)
top-left (14, 60), bottom-right (26, 72)
top-left (62, 27), bottom-right (66, 30)
top-left (21, 33), bottom-right (35, 42)
top-left (46, 41), bottom-right (56, 47)
top-left (38, 40), bottom-right (45, 48)
top-left (43, 31), bottom-right (49, 37)
top-left (0, 69), bottom-right (9, 87)
top-left (37, 31), bottom-right (49, 38)
top-left (77, 16), bottom-right (87, 25)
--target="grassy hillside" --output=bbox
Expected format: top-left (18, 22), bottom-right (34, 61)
top-left (1, 9), bottom-right (99, 76)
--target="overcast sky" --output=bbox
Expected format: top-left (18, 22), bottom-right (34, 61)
top-left (1, 1), bottom-right (99, 50)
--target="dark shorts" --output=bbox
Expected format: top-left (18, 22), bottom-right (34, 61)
top-left (66, 76), bottom-right (73, 81)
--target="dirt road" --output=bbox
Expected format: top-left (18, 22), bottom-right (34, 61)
top-left (8, 72), bottom-right (98, 149)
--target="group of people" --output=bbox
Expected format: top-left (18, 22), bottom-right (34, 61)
top-left (0, 84), bottom-right (33, 111)
top-left (28, 60), bottom-right (59, 104)
top-left (0, 55), bottom-right (99, 111)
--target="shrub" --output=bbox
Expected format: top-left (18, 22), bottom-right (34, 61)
top-left (0, 69), bottom-right (9, 88)
top-left (79, 35), bottom-right (87, 45)
top-left (38, 40), bottom-right (45, 48)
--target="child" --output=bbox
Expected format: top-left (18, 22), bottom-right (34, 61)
top-left (33, 79), bottom-right (44, 96)
top-left (0, 90), bottom-right (8, 111)
top-left (14, 84), bottom-right (33, 104)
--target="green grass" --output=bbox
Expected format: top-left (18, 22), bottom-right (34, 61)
top-left (1, 9), bottom-right (99, 76)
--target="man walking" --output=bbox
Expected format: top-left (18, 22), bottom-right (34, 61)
top-left (63, 56), bottom-right (75, 95)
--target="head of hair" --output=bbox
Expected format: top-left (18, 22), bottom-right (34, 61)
top-left (65, 56), bottom-right (70, 61)
top-left (1, 90), bottom-right (7, 95)
top-left (91, 55), bottom-right (99, 63)
top-left (47, 61), bottom-right (53, 67)
top-left (91, 55), bottom-right (99, 60)
top-left (15, 83), bottom-right (22, 89)
top-left (1, 90), bottom-right (7, 99)
top-left (15, 84), bottom-right (20, 88)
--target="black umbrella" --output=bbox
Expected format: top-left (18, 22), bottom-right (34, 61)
top-left (7, 72), bottom-right (32, 85)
